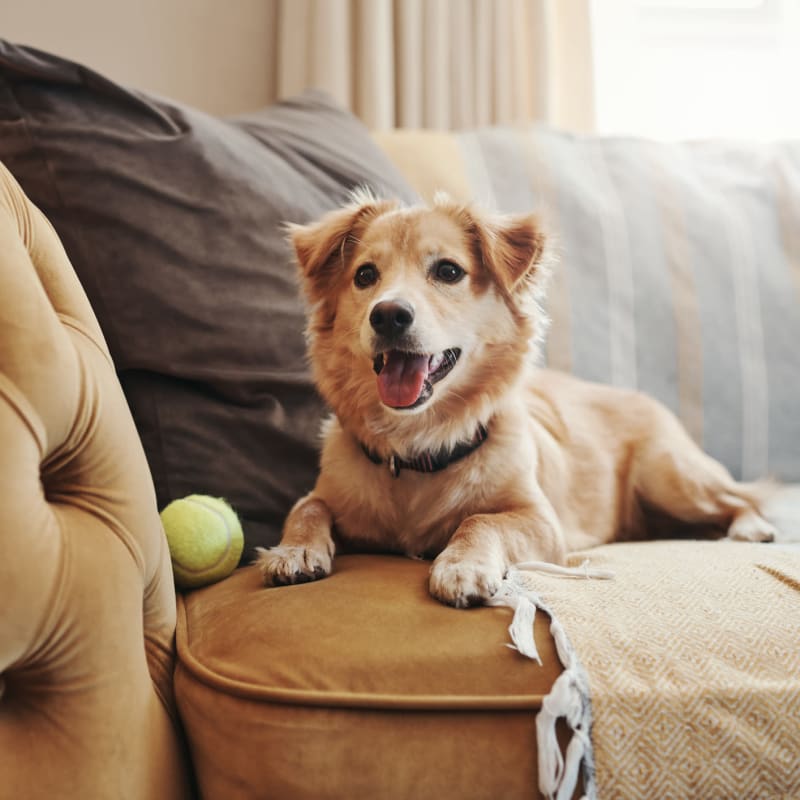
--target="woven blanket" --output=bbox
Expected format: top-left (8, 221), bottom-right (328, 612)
top-left (524, 541), bottom-right (800, 798)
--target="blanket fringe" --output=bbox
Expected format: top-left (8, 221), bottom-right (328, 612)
top-left (488, 562), bottom-right (610, 800)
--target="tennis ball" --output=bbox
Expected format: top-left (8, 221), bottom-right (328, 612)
top-left (160, 495), bottom-right (244, 589)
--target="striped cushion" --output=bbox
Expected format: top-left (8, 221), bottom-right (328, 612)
top-left (374, 128), bottom-right (800, 482)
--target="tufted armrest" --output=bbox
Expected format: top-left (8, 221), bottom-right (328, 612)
top-left (0, 163), bottom-right (192, 799)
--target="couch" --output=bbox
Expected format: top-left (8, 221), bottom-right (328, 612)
top-left (1, 41), bottom-right (799, 800)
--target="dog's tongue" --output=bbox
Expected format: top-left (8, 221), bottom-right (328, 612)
top-left (377, 351), bottom-right (429, 408)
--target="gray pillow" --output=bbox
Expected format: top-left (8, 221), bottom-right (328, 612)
top-left (0, 40), bottom-right (418, 556)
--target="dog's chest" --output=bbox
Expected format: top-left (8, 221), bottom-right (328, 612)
top-left (321, 455), bottom-right (496, 556)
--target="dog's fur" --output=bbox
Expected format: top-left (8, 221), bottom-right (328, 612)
top-left (256, 194), bottom-right (776, 607)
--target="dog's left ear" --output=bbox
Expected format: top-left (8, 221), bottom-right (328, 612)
top-left (471, 211), bottom-right (546, 296)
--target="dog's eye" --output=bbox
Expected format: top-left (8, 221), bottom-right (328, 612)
top-left (354, 263), bottom-right (379, 288)
top-left (433, 260), bottom-right (465, 284)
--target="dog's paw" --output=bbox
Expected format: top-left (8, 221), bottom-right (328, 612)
top-left (254, 545), bottom-right (332, 587)
top-left (429, 552), bottom-right (505, 608)
top-left (726, 510), bottom-right (777, 543)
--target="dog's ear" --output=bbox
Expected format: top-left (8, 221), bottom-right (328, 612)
top-left (287, 197), bottom-right (395, 302)
top-left (469, 210), bottom-right (546, 296)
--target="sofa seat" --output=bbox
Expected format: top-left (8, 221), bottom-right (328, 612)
top-left (174, 555), bottom-right (576, 800)
top-left (175, 524), bottom-right (800, 800)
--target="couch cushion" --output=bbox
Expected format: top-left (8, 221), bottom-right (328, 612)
top-left (0, 40), bottom-right (417, 556)
top-left (175, 526), bottom-right (800, 799)
top-left (374, 128), bottom-right (800, 484)
top-left (174, 555), bottom-right (571, 799)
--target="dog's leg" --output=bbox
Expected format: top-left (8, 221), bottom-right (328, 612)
top-left (631, 405), bottom-right (776, 543)
top-left (429, 493), bottom-right (567, 608)
top-left (255, 494), bottom-right (336, 586)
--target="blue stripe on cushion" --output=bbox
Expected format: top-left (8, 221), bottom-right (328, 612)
top-left (531, 130), bottom-right (614, 385)
top-left (650, 146), bottom-right (746, 475)
top-left (611, 141), bottom-right (682, 419)
top-left (473, 128), bottom-right (539, 214)
top-left (761, 149), bottom-right (800, 480)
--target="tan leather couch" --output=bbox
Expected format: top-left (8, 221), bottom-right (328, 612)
top-left (0, 162), bottom-right (192, 798)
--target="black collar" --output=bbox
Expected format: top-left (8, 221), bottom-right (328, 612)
top-left (360, 424), bottom-right (489, 478)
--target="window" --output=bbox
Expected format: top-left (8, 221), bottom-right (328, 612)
top-left (591, 0), bottom-right (800, 140)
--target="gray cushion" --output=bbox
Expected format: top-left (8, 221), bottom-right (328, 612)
top-left (0, 40), bottom-right (418, 556)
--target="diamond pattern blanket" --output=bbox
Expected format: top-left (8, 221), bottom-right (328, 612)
top-left (529, 540), bottom-right (800, 798)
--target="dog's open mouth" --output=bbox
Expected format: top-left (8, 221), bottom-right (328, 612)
top-left (372, 348), bottom-right (461, 409)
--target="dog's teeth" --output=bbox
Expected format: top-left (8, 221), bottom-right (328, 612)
top-left (429, 353), bottom-right (443, 372)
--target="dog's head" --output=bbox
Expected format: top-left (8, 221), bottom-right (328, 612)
top-left (288, 192), bottom-right (550, 447)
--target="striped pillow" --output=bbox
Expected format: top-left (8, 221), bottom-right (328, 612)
top-left (374, 128), bottom-right (800, 482)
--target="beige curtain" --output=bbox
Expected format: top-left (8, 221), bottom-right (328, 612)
top-left (265, 0), bottom-right (595, 131)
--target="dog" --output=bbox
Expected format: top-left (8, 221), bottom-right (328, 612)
top-left (256, 192), bottom-right (776, 608)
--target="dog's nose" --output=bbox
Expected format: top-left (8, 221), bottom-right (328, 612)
top-left (369, 300), bottom-right (415, 337)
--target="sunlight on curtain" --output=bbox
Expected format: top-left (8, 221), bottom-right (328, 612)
top-left (266, 0), bottom-right (595, 131)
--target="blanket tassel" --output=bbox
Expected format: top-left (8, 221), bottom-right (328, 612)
top-left (488, 561), bottom-right (611, 800)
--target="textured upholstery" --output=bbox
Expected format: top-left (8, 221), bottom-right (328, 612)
top-left (0, 162), bottom-right (191, 799)
top-left (532, 540), bottom-right (800, 797)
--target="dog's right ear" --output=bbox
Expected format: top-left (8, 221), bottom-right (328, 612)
top-left (287, 197), bottom-right (395, 303)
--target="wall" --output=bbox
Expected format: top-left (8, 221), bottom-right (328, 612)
top-left (1, 0), bottom-right (275, 114)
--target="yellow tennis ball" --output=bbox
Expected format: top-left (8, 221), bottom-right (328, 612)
top-left (160, 495), bottom-right (244, 589)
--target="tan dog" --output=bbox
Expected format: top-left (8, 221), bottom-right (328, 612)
top-left (256, 193), bottom-right (776, 607)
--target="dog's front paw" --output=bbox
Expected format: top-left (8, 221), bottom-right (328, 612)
top-left (255, 545), bottom-right (332, 587)
top-left (429, 551), bottom-right (505, 608)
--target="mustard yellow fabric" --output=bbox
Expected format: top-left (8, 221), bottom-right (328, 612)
top-left (0, 162), bottom-right (192, 799)
top-left (176, 556), bottom-right (572, 799)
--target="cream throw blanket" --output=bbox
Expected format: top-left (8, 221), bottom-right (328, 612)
top-left (499, 540), bottom-right (800, 799)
